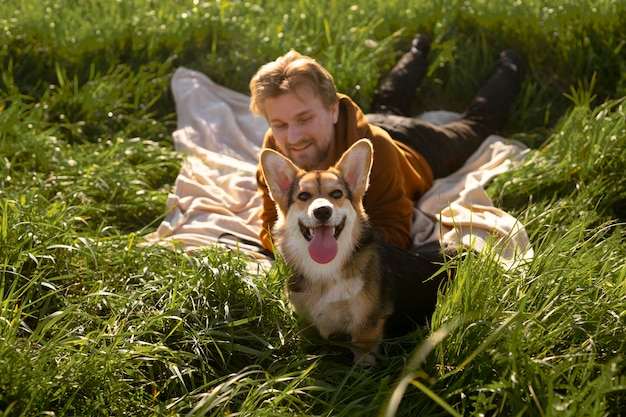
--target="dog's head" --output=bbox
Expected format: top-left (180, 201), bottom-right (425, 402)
top-left (260, 139), bottom-right (373, 266)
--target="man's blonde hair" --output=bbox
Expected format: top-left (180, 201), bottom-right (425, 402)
top-left (249, 50), bottom-right (338, 119)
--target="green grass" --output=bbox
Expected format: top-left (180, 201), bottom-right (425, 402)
top-left (1, 0), bottom-right (625, 415)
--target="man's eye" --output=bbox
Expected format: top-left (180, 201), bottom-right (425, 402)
top-left (330, 190), bottom-right (343, 199)
top-left (297, 191), bottom-right (311, 201)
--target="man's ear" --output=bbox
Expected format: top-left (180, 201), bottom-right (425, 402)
top-left (330, 100), bottom-right (340, 124)
top-left (260, 149), bottom-right (299, 212)
top-left (334, 138), bottom-right (373, 198)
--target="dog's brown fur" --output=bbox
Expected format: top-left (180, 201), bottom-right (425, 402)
top-left (260, 139), bottom-right (451, 366)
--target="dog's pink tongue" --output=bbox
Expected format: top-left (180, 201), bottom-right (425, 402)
top-left (308, 226), bottom-right (338, 264)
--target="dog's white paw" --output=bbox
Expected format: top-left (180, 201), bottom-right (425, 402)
top-left (353, 352), bottom-right (377, 367)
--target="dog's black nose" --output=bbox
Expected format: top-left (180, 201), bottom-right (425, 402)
top-left (313, 206), bottom-right (332, 221)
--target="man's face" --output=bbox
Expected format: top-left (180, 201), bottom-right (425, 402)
top-left (265, 85), bottom-right (339, 171)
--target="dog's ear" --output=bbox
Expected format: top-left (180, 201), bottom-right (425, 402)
top-left (335, 138), bottom-right (373, 197)
top-left (260, 149), bottom-right (299, 210)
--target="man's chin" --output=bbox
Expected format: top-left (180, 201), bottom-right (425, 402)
top-left (290, 154), bottom-right (315, 170)
top-left (287, 147), bottom-right (326, 170)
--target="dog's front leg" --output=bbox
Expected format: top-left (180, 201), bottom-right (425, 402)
top-left (350, 318), bottom-right (386, 367)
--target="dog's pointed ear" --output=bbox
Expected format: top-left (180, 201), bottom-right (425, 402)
top-left (260, 149), bottom-right (299, 211)
top-left (335, 138), bottom-right (373, 197)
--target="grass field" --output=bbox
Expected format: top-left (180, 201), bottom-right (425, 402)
top-left (1, 0), bottom-right (626, 415)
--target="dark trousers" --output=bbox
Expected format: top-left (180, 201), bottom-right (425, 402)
top-left (366, 50), bottom-right (522, 179)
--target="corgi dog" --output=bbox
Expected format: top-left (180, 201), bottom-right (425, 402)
top-left (260, 139), bottom-right (451, 366)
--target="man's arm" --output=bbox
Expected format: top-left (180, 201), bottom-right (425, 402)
top-left (364, 137), bottom-right (416, 250)
top-left (256, 167), bottom-right (278, 252)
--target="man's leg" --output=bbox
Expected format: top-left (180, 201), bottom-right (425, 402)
top-left (369, 49), bottom-right (525, 178)
top-left (369, 35), bottom-right (431, 116)
top-left (461, 49), bottom-right (526, 133)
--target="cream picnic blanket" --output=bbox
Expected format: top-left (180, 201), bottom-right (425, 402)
top-left (144, 67), bottom-right (533, 268)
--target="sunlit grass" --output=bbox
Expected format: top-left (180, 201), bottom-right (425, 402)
top-left (1, 0), bottom-right (625, 415)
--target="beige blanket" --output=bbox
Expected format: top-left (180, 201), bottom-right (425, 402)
top-left (144, 67), bottom-right (533, 268)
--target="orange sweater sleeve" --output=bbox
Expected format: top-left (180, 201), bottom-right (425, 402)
top-left (257, 131), bottom-right (280, 252)
top-left (257, 167), bottom-right (277, 252)
top-left (363, 138), bottom-right (414, 248)
top-left (364, 129), bottom-right (432, 249)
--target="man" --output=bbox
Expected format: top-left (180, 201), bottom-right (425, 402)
top-left (250, 35), bottom-right (525, 252)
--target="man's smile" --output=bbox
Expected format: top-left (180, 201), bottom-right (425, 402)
top-left (289, 141), bottom-right (314, 154)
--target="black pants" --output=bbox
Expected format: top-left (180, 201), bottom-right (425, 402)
top-left (366, 50), bottom-right (522, 179)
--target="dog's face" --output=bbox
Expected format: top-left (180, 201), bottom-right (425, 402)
top-left (260, 139), bottom-right (373, 268)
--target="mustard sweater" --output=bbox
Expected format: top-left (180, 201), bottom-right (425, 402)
top-left (256, 94), bottom-right (433, 251)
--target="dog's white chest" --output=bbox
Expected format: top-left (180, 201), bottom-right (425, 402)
top-left (291, 276), bottom-right (367, 338)
top-left (320, 276), bottom-right (364, 305)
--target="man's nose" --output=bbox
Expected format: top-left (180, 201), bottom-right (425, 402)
top-left (287, 124), bottom-right (301, 143)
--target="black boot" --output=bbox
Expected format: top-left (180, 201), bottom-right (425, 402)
top-left (370, 34), bottom-right (432, 116)
top-left (463, 48), bottom-right (526, 131)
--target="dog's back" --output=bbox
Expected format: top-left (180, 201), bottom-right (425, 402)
top-left (377, 240), bottom-right (453, 336)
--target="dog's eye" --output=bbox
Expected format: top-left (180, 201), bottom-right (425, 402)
top-left (297, 191), bottom-right (311, 201)
top-left (330, 190), bottom-right (343, 199)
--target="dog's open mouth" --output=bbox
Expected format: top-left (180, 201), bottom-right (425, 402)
top-left (299, 218), bottom-right (345, 242)
top-left (299, 218), bottom-right (345, 264)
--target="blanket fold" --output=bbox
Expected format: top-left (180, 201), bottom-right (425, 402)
top-left (144, 67), bottom-right (532, 268)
